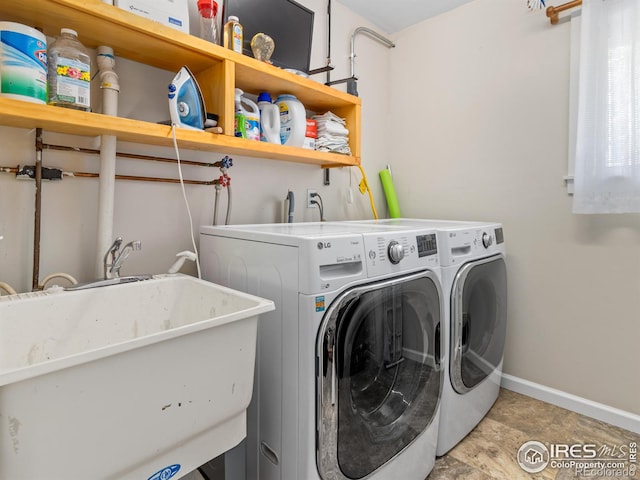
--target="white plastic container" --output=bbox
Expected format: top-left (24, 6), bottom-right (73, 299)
top-left (257, 91), bottom-right (281, 144)
top-left (0, 22), bottom-right (47, 104)
top-left (235, 88), bottom-right (260, 141)
top-left (275, 94), bottom-right (306, 147)
top-left (0, 274), bottom-right (274, 480)
top-left (47, 28), bottom-right (91, 111)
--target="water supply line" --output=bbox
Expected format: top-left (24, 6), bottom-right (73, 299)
top-left (326, 0), bottom-right (332, 85)
top-left (350, 27), bottom-right (395, 79)
top-left (1, 165), bottom-right (219, 185)
top-left (95, 46), bottom-right (120, 278)
top-left (211, 156), bottom-right (233, 225)
top-left (0, 281), bottom-right (17, 296)
top-left (325, 27), bottom-right (395, 96)
top-left (39, 272), bottom-right (78, 289)
top-left (0, 235), bottom-right (17, 295)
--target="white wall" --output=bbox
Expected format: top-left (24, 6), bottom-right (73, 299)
top-left (389, 0), bottom-right (640, 415)
top-left (0, 0), bottom-right (390, 292)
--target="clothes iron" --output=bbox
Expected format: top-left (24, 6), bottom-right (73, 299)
top-left (168, 66), bottom-right (206, 130)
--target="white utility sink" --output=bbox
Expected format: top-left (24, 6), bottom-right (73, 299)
top-left (0, 274), bottom-right (274, 480)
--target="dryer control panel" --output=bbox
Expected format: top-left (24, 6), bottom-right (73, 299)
top-left (438, 224), bottom-right (506, 266)
top-left (361, 229), bottom-right (439, 278)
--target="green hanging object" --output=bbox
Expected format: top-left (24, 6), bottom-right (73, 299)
top-left (379, 168), bottom-right (401, 218)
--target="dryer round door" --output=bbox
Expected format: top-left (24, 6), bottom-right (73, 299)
top-left (317, 270), bottom-right (443, 480)
top-left (450, 254), bottom-right (507, 394)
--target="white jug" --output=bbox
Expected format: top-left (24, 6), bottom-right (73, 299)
top-left (257, 92), bottom-right (281, 144)
top-left (275, 94), bottom-right (305, 147)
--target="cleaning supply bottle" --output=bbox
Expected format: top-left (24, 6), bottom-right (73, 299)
top-left (224, 15), bottom-right (243, 53)
top-left (234, 88), bottom-right (260, 141)
top-left (47, 28), bottom-right (91, 111)
top-left (257, 92), bottom-right (281, 144)
top-left (275, 94), bottom-right (305, 147)
top-left (197, 0), bottom-right (220, 44)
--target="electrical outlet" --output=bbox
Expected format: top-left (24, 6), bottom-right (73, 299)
top-left (307, 189), bottom-right (317, 208)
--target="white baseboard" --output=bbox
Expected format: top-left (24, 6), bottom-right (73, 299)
top-left (501, 374), bottom-right (640, 435)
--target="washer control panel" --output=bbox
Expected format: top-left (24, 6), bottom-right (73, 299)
top-left (362, 230), bottom-right (439, 277)
top-left (482, 232), bottom-right (493, 248)
top-left (387, 240), bottom-right (405, 264)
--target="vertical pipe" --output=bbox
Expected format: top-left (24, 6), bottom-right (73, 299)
top-left (326, 0), bottom-right (332, 85)
top-left (95, 46), bottom-right (120, 277)
top-left (350, 27), bottom-right (396, 80)
top-left (32, 128), bottom-right (43, 290)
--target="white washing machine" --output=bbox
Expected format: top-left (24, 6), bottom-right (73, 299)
top-left (200, 222), bottom-right (444, 480)
top-left (346, 218), bottom-right (507, 456)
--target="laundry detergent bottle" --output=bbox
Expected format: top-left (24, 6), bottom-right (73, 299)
top-left (234, 88), bottom-right (260, 141)
top-left (275, 94), bottom-right (305, 147)
top-left (257, 92), bottom-right (281, 144)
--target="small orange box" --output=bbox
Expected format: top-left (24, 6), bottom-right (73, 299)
top-left (305, 119), bottom-right (317, 138)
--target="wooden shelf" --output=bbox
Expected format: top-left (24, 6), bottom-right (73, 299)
top-left (0, 0), bottom-right (361, 167)
top-left (0, 98), bottom-right (358, 167)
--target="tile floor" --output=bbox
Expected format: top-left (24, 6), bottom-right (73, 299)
top-left (193, 388), bottom-right (639, 480)
top-left (429, 389), bottom-right (639, 479)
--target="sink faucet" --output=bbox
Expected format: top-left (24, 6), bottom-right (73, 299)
top-left (103, 237), bottom-right (141, 279)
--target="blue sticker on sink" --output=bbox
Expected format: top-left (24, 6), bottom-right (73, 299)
top-left (147, 464), bottom-right (181, 480)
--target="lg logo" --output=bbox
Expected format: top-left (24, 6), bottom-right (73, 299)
top-left (317, 242), bottom-right (331, 249)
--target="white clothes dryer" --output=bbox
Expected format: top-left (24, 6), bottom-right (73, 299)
top-left (345, 219), bottom-right (507, 456)
top-left (200, 222), bottom-right (444, 480)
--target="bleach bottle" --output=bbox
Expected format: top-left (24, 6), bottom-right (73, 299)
top-left (234, 88), bottom-right (260, 141)
top-left (275, 94), bottom-right (305, 147)
top-left (257, 92), bottom-right (281, 144)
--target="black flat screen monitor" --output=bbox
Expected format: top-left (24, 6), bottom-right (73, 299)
top-left (224, 0), bottom-right (314, 74)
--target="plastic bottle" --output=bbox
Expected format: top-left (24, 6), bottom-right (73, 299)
top-left (47, 28), bottom-right (91, 111)
top-left (257, 92), bottom-right (281, 144)
top-left (197, 0), bottom-right (219, 44)
top-left (224, 15), bottom-right (243, 53)
top-left (275, 94), bottom-right (306, 147)
top-left (234, 88), bottom-right (260, 141)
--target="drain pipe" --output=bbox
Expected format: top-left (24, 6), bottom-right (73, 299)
top-left (95, 46), bottom-right (120, 277)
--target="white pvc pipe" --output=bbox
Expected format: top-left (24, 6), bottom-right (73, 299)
top-left (95, 46), bottom-right (120, 278)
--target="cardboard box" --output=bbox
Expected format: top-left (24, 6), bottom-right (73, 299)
top-left (115, 0), bottom-right (189, 33)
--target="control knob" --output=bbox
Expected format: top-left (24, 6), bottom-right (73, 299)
top-left (482, 232), bottom-right (493, 248)
top-left (387, 241), bottom-right (405, 264)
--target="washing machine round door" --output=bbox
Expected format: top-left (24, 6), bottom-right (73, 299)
top-left (317, 270), bottom-right (443, 480)
top-left (450, 254), bottom-right (507, 394)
